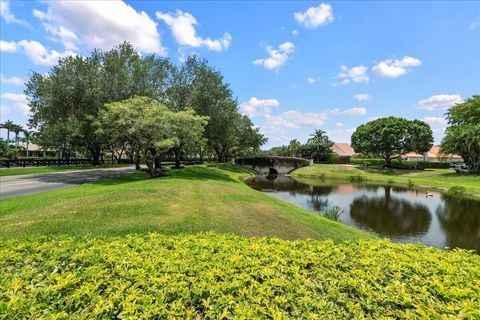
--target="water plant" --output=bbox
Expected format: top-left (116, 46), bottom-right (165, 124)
top-left (323, 205), bottom-right (343, 221)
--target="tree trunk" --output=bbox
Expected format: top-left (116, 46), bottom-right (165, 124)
top-left (91, 148), bottom-right (101, 166)
top-left (174, 149), bottom-right (181, 168)
top-left (26, 141), bottom-right (29, 158)
top-left (134, 148), bottom-right (141, 170)
top-left (7, 130), bottom-right (10, 144)
top-left (385, 155), bottom-right (392, 168)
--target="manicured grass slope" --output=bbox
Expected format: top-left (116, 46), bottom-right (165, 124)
top-left (0, 163), bottom-right (132, 177)
top-left (0, 164), bottom-right (373, 241)
top-left (293, 164), bottom-right (480, 196)
top-left (1, 233), bottom-right (478, 319)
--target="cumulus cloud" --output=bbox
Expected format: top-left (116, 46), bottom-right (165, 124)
top-left (0, 0), bottom-right (29, 26)
top-left (0, 74), bottom-right (25, 86)
top-left (353, 93), bottom-right (371, 101)
top-left (372, 56), bottom-right (421, 78)
top-left (335, 122), bottom-right (344, 127)
top-left (294, 3), bottom-right (334, 29)
top-left (292, 29), bottom-right (299, 35)
top-left (307, 77), bottom-right (316, 84)
top-left (0, 40), bottom-right (17, 52)
top-left (421, 116), bottom-right (448, 126)
top-left (470, 16), bottom-right (480, 30)
top-left (34, 1), bottom-right (165, 55)
top-left (337, 65), bottom-right (369, 84)
top-left (330, 107), bottom-right (367, 116)
top-left (417, 94), bottom-right (462, 111)
top-left (253, 42), bottom-right (295, 72)
top-left (1, 39), bottom-right (76, 66)
top-left (1, 92), bottom-right (29, 115)
top-left (157, 10), bottom-right (231, 52)
top-left (266, 110), bottom-right (327, 128)
top-left (327, 128), bottom-right (356, 143)
top-left (239, 97), bottom-right (280, 118)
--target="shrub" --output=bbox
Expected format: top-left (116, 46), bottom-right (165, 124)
top-left (1, 233), bottom-right (478, 319)
top-left (323, 205), bottom-right (343, 221)
top-left (349, 174), bottom-right (367, 182)
top-left (448, 185), bottom-right (467, 195)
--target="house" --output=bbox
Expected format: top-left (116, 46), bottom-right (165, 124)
top-left (18, 143), bottom-right (60, 158)
top-left (403, 146), bottom-right (463, 163)
top-left (331, 143), bottom-right (356, 164)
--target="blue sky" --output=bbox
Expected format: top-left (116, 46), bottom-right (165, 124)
top-left (1, 1), bottom-right (479, 148)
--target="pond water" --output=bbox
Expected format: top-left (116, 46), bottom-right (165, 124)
top-left (246, 175), bottom-right (480, 252)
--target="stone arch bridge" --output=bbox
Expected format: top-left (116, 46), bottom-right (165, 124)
top-left (234, 156), bottom-right (311, 174)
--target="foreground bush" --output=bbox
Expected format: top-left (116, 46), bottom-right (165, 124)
top-left (1, 234), bottom-right (479, 319)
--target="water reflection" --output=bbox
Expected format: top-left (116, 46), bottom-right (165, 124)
top-left (246, 175), bottom-right (480, 252)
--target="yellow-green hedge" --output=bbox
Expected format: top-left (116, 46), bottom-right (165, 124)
top-left (1, 233), bottom-right (479, 319)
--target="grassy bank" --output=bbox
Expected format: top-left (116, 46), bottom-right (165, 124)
top-left (0, 164), bottom-right (373, 241)
top-left (1, 233), bottom-right (478, 319)
top-left (0, 163), bottom-right (133, 177)
top-left (292, 164), bottom-right (480, 197)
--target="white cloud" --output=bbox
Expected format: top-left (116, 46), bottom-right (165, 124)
top-left (2, 39), bottom-right (76, 66)
top-left (421, 116), bottom-right (448, 126)
top-left (266, 110), bottom-right (327, 129)
top-left (0, 74), bottom-right (25, 86)
top-left (368, 116), bottom-right (380, 122)
top-left (294, 3), bottom-right (334, 29)
top-left (337, 65), bottom-right (369, 84)
top-left (35, 1), bottom-right (165, 55)
top-left (353, 93), bottom-right (371, 101)
top-left (470, 16), bottom-right (480, 30)
top-left (335, 122), bottom-right (344, 127)
top-left (0, 40), bottom-right (17, 52)
top-left (157, 10), bottom-right (231, 52)
top-left (417, 94), bottom-right (462, 111)
top-left (0, 0), bottom-right (28, 26)
top-left (330, 107), bottom-right (367, 116)
top-left (1, 92), bottom-right (29, 115)
top-left (239, 97), bottom-right (280, 118)
top-left (307, 77), bottom-right (316, 84)
top-left (0, 105), bottom-right (12, 118)
top-left (292, 29), bottom-right (299, 35)
top-left (253, 42), bottom-right (295, 72)
top-left (327, 128), bottom-right (356, 143)
top-left (372, 56), bottom-right (421, 78)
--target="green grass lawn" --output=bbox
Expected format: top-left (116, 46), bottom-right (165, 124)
top-left (0, 163), bottom-right (133, 177)
top-left (292, 164), bottom-right (480, 197)
top-left (0, 164), bottom-right (374, 241)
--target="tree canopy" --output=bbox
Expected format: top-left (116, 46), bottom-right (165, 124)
top-left (351, 117), bottom-right (433, 167)
top-left (24, 43), bottom-right (266, 165)
top-left (441, 95), bottom-right (480, 173)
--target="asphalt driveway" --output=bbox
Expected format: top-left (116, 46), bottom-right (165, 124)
top-left (0, 167), bottom-right (136, 199)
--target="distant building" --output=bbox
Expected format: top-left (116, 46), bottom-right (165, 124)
top-left (18, 144), bottom-right (60, 158)
top-left (403, 146), bottom-right (463, 163)
top-left (331, 143), bottom-right (356, 164)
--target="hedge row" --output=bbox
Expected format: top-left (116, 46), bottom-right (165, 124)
top-left (1, 233), bottom-right (479, 319)
top-left (351, 158), bottom-right (452, 169)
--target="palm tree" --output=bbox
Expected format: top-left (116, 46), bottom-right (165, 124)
top-left (307, 129), bottom-right (333, 162)
top-left (287, 139), bottom-right (302, 157)
top-left (1, 120), bottom-right (15, 144)
top-left (11, 124), bottom-right (23, 148)
top-left (22, 129), bottom-right (35, 158)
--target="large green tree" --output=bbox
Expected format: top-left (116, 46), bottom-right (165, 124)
top-left (167, 56), bottom-right (266, 161)
top-left (441, 95), bottom-right (480, 173)
top-left (26, 42), bottom-right (172, 165)
top-left (102, 96), bottom-right (208, 177)
top-left (351, 117), bottom-right (433, 168)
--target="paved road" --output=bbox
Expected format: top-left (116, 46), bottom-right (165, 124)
top-left (0, 167), bottom-right (137, 199)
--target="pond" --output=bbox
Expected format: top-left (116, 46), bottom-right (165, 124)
top-left (245, 175), bottom-right (480, 252)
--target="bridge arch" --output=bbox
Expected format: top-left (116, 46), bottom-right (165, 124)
top-left (235, 156), bottom-right (311, 174)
